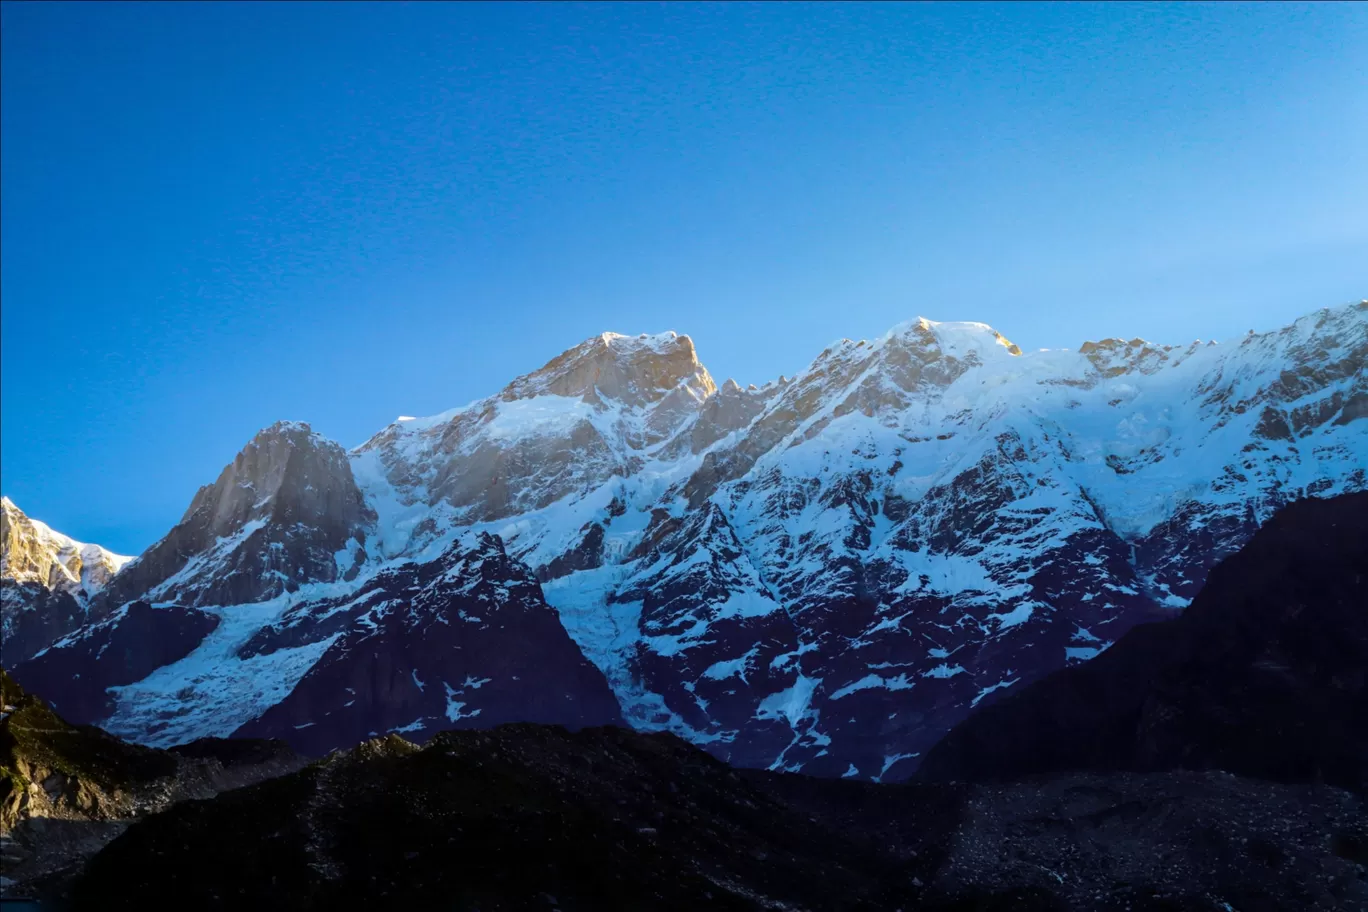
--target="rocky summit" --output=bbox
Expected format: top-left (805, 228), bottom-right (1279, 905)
top-left (5, 302), bottom-right (1367, 781)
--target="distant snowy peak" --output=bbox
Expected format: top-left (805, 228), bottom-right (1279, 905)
top-left (1, 496), bottom-right (134, 667)
top-left (503, 330), bottom-right (715, 408)
top-left (355, 331), bottom-right (715, 458)
top-left (0, 496), bottom-right (131, 597)
top-left (349, 330), bottom-right (726, 548)
top-left (883, 316), bottom-right (1023, 357)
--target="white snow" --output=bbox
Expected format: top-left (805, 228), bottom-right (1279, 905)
top-left (971, 675), bottom-right (1021, 708)
top-left (482, 395), bottom-right (598, 441)
top-left (701, 646), bottom-right (760, 682)
top-left (103, 590), bottom-right (345, 747)
top-left (828, 672), bottom-right (916, 700)
top-left (755, 674), bottom-right (819, 726)
top-left (876, 752), bottom-right (921, 782)
top-left (443, 680), bottom-right (483, 722)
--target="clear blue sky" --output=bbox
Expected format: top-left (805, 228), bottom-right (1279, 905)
top-left (2, 2), bottom-right (1365, 555)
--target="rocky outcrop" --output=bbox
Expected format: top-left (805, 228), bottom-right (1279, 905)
top-left (233, 532), bottom-right (623, 754)
top-left (919, 491), bottom-right (1368, 790)
top-left (503, 330), bottom-right (717, 409)
top-left (0, 671), bottom-right (301, 899)
top-left (70, 723), bottom-right (1368, 911)
top-left (1, 497), bottom-right (131, 665)
top-left (98, 421), bottom-right (374, 608)
top-left (669, 376), bottom-right (778, 456)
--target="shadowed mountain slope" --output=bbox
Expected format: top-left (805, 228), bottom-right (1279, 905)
top-left (920, 491), bottom-right (1368, 790)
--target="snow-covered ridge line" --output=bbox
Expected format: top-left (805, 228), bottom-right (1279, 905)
top-left (2, 495), bottom-right (137, 666)
top-left (377, 302), bottom-right (1363, 439)
top-left (1, 495), bottom-right (133, 591)
top-left (6, 298), bottom-right (1364, 784)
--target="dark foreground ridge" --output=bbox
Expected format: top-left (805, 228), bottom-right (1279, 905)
top-left (68, 722), bottom-right (1368, 911)
top-left (920, 491), bottom-right (1368, 789)
top-left (0, 670), bottom-right (301, 897)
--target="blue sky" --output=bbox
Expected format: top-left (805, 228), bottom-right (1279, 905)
top-left (2, 2), bottom-right (1365, 554)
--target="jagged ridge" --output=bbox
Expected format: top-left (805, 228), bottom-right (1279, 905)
top-left (8, 301), bottom-right (1367, 781)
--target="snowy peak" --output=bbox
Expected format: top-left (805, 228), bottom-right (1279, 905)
top-left (101, 421), bottom-right (375, 608)
top-left (883, 317), bottom-right (1023, 358)
top-left (350, 331), bottom-right (728, 545)
top-left (502, 330), bottom-right (716, 409)
top-left (792, 316), bottom-right (1024, 411)
top-left (1, 496), bottom-right (131, 596)
top-left (1, 497), bottom-right (133, 666)
top-left (675, 316), bottom-right (1027, 502)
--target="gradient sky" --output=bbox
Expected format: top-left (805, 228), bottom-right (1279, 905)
top-left (2, 2), bottom-right (1365, 555)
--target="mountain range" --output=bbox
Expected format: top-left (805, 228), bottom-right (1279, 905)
top-left (4, 300), bottom-right (1365, 780)
top-left (5, 490), bottom-right (1365, 909)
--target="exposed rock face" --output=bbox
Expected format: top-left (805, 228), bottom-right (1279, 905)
top-left (668, 376), bottom-right (777, 456)
top-left (919, 491), bottom-right (1368, 790)
top-left (233, 532), bottom-right (623, 754)
top-left (13, 303), bottom-right (1367, 782)
top-left (98, 421), bottom-right (374, 609)
top-left (1, 497), bottom-right (131, 665)
top-left (505, 330), bottom-right (716, 408)
top-left (0, 670), bottom-right (301, 898)
top-left (70, 723), bottom-right (1368, 911)
top-left (1, 498), bottom-right (128, 594)
top-left (352, 332), bottom-right (718, 553)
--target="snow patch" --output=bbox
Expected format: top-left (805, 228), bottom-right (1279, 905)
top-left (755, 675), bottom-right (819, 727)
top-left (971, 675), bottom-right (1021, 708)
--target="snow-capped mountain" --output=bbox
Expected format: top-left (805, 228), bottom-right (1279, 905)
top-left (1, 496), bottom-right (132, 664)
top-left (9, 301), bottom-right (1366, 779)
